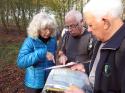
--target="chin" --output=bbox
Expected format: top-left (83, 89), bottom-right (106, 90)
top-left (45, 37), bottom-right (49, 39)
top-left (71, 33), bottom-right (77, 37)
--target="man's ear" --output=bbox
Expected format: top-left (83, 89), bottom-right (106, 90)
top-left (102, 18), bottom-right (111, 30)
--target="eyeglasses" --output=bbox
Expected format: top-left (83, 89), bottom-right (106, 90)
top-left (65, 23), bottom-right (79, 29)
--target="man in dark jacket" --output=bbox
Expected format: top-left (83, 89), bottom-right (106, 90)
top-left (64, 0), bottom-right (125, 93)
top-left (58, 9), bottom-right (95, 75)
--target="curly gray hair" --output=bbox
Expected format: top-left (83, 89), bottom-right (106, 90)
top-left (27, 12), bottom-right (57, 39)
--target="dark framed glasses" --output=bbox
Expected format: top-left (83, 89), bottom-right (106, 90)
top-left (65, 23), bottom-right (79, 29)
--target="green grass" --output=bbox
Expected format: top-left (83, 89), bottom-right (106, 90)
top-left (0, 42), bottom-right (22, 65)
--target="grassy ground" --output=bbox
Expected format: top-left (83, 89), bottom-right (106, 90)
top-left (0, 30), bottom-right (25, 63)
top-left (0, 31), bottom-right (25, 93)
top-left (0, 43), bottom-right (20, 64)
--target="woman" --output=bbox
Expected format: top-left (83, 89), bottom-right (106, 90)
top-left (17, 11), bottom-right (57, 93)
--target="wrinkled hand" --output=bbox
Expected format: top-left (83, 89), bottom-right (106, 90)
top-left (46, 52), bottom-right (55, 63)
top-left (70, 63), bottom-right (85, 72)
top-left (64, 85), bottom-right (85, 93)
top-left (59, 55), bottom-right (68, 65)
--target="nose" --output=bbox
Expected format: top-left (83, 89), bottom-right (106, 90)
top-left (46, 29), bottom-right (51, 34)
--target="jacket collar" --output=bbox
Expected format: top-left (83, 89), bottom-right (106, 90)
top-left (102, 23), bottom-right (125, 50)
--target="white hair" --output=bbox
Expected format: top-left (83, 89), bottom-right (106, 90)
top-left (27, 11), bottom-right (57, 39)
top-left (83, 0), bottom-right (123, 21)
top-left (65, 9), bottom-right (83, 23)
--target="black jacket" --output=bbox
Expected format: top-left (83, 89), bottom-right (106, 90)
top-left (91, 23), bottom-right (125, 93)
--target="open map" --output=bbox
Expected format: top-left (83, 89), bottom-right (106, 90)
top-left (42, 68), bottom-right (92, 93)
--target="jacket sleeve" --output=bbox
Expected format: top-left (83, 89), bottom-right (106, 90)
top-left (17, 38), bottom-right (47, 69)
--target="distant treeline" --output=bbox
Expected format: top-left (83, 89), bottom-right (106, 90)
top-left (0, 0), bottom-right (125, 33)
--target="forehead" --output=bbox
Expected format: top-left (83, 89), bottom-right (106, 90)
top-left (84, 12), bottom-right (97, 24)
top-left (65, 16), bottom-right (77, 24)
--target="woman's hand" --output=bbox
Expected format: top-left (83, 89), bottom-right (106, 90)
top-left (46, 52), bottom-right (55, 63)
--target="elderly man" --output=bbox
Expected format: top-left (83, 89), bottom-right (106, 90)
top-left (58, 9), bottom-right (95, 75)
top-left (65, 0), bottom-right (125, 93)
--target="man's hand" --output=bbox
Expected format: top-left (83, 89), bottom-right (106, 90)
top-left (59, 55), bottom-right (68, 65)
top-left (64, 85), bottom-right (85, 93)
top-left (70, 63), bottom-right (85, 72)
